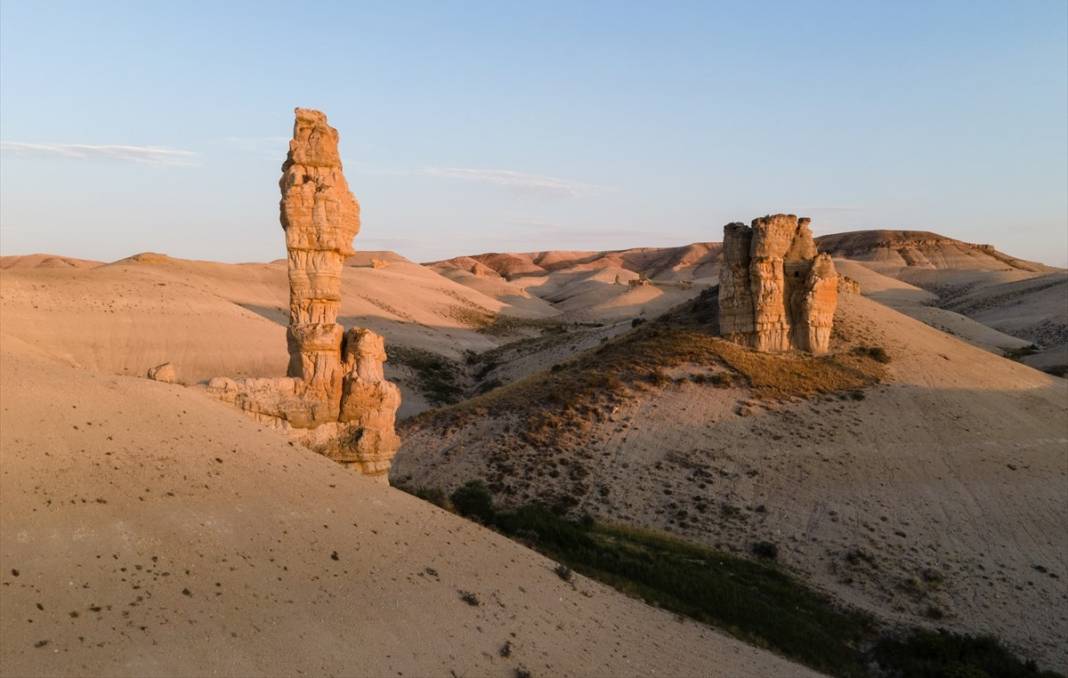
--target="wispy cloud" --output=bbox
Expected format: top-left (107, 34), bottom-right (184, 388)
top-left (423, 167), bottom-right (609, 198)
top-left (0, 141), bottom-right (198, 166)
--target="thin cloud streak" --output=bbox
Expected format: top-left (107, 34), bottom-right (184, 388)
top-left (422, 166), bottom-right (609, 198)
top-left (0, 141), bottom-right (198, 166)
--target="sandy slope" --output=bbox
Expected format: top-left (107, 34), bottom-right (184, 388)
top-left (431, 245), bottom-right (719, 323)
top-left (818, 230), bottom-right (1066, 371)
top-left (0, 332), bottom-right (815, 678)
top-left (0, 252), bottom-right (558, 384)
top-left (936, 272), bottom-right (1068, 371)
top-left (834, 259), bottom-right (1033, 355)
top-left (396, 294), bottom-right (1068, 671)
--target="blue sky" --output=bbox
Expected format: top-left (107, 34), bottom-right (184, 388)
top-left (1, 1), bottom-right (1066, 265)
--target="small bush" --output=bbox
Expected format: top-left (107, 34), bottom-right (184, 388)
top-left (845, 548), bottom-right (878, 567)
top-left (450, 480), bottom-right (496, 523)
top-left (458, 590), bottom-right (480, 606)
top-left (632, 317), bottom-right (647, 328)
top-left (751, 541), bottom-right (779, 560)
top-left (1045, 364), bottom-right (1067, 378)
top-left (1003, 344), bottom-right (1040, 361)
top-left (853, 345), bottom-right (892, 364)
top-left (388, 346), bottom-right (464, 405)
top-left (413, 487), bottom-right (448, 509)
top-left (554, 563), bottom-right (573, 581)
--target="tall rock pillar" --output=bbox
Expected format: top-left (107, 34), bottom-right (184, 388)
top-left (279, 108), bottom-right (361, 424)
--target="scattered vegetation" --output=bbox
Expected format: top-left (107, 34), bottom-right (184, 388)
top-left (852, 345), bottom-right (892, 364)
top-left (750, 540), bottom-right (779, 560)
top-left (873, 629), bottom-right (1063, 678)
top-left (409, 296), bottom-right (888, 452)
top-left (401, 484), bottom-right (1063, 678)
top-left (553, 563), bottom-right (573, 582)
top-left (477, 315), bottom-right (572, 338)
top-left (1003, 344), bottom-right (1040, 361)
top-left (449, 480), bottom-right (495, 523)
top-left (419, 489), bottom-right (873, 676)
top-left (387, 346), bottom-right (465, 406)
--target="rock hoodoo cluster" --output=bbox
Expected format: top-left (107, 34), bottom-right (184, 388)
top-left (718, 214), bottom-right (838, 354)
top-left (208, 108), bottom-right (401, 481)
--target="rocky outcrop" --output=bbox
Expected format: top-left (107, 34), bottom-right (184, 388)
top-left (207, 108), bottom-right (401, 481)
top-left (147, 362), bottom-right (177, 383)
top-left (336, 329), bottom-right (402, 475)
top-left (718, 214), bottom-right (838, 354)
top-left (838, 275), bottom-right (861, 295)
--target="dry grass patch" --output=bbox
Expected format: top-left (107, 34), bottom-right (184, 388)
top-left (408, 297), bottom-right (887, 443)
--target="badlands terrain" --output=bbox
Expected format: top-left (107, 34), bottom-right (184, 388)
top-left (1, 229), bottom-right (1066, 675)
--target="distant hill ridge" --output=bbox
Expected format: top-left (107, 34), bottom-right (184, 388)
top-left (815, 230), bottom-right (1055, 272)
top-left (430, 229), bottom-right (1057, 279)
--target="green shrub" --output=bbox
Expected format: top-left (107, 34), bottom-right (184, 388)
top-left (398, 483), bottom-right (1062, 678)
top-left (1003, 344), bottom-right (1040, 361)
top-left (751, 540), bottom-right (779, 560)
top-left (413, 487), bottom-right (448, 509)
top-left (873, 628), bottom-right (1062, 678)
top-left (450, 480), bottom-right (495, 523)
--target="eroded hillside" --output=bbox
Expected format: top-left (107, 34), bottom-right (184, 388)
top-left (395, 291), bottom-right (1068, 671)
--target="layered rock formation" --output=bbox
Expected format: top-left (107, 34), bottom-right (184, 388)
top-left (147, 362), bottom-right (177, 384)
top-left (336, 328), bottom-right (402, 475)
top-left (280, 108), bottom-right (362, 424)
top-left (207, 108), bottom-right (401, 481)
top-left (718, 214), bottom-right (838, 354)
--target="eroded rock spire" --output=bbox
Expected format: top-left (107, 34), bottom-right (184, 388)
top-left (207, 108), bottom-right (401, 482)
top-left (718, 214), bottom-right (838, 354)
top-left (280, 108), bottom-right (362, 424)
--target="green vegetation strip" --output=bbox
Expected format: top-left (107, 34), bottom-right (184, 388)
top-left (416, 481), bottom-right (1064, 678)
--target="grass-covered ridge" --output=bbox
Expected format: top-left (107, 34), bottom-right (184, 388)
top-left (407, 481), bottom-right (1064, 678)
top-left (405, 289), bottom-right (888, 445)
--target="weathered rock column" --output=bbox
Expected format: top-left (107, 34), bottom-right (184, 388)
top-left (208, 108), bottom-right (402, 483)
top-left (718, 214), bottom-right (838, 354)
top-left (279, 108), bottom-right (361, 425)
top-left (337, 328), bottom-right (402, 478)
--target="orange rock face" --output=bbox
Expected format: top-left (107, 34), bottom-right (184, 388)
top-left (337, 328), bottom-right (402, 477)
top-left (280, 108), bottom-right (362, 415)
top-left (718, 214), bottom-right (839, 354)
top-left (207, 109), bottom-right (401, 482)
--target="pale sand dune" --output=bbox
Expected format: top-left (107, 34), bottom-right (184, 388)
top-left (0, 333), bottom-right (816, 678)
top-left (396, 294), bottom-right (1068, 670)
